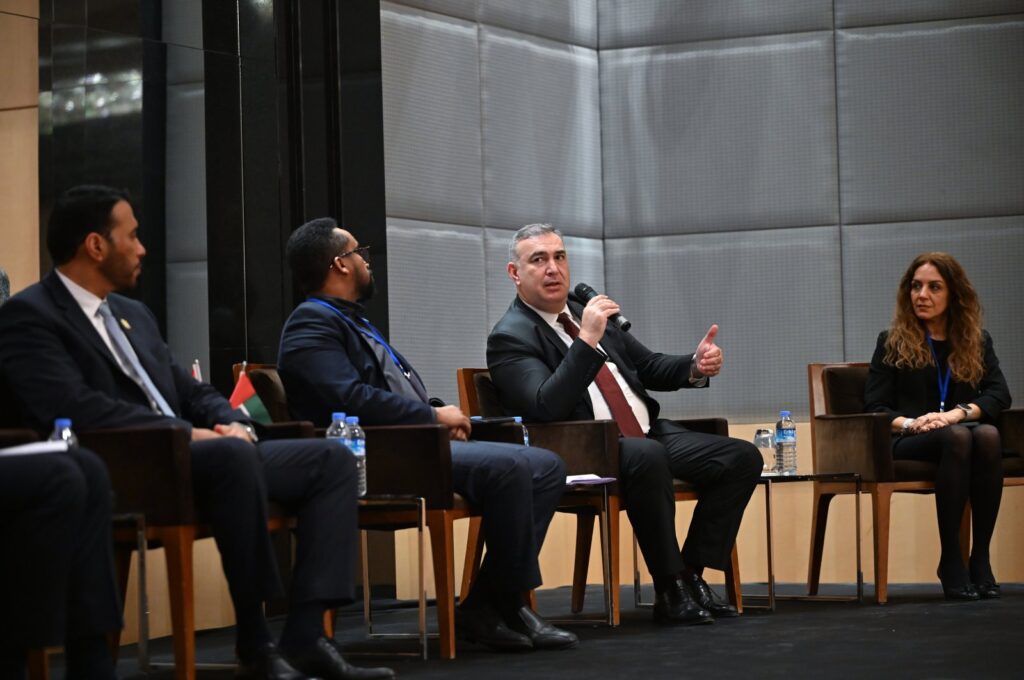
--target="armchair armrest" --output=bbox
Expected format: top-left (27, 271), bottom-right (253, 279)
top-left (78, 425), bottom-right (195, 525)
top-left (670, 417), bottom-right (729, 437)
top-left (813, 413), bottom-right (893, 481)
top-left (469, 420), bottom-right (526, 445)
top-left (997, 408), bottom-right (1024, 457)
top-left (257, 420), bottom-right (315, 439)
top-left (363, 424), bottom-right (454, 510)
top-left (521, 420), bottom-right (621, 485)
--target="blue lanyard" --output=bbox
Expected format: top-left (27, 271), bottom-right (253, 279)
top-left (926, 334), bottom-right (952, 412)
top-left (309, 298), bottom-right (412, 378)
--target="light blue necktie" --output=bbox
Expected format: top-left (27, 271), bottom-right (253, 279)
top-left (97, 301), bottom-right (175, 416)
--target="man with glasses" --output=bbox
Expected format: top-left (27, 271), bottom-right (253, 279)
top-left (279, 218), bottom-right (578, 653)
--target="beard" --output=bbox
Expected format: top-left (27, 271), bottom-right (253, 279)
top-left (356, 273), bottom-right (376, 303)
top-left (99, 252), bottom-right (140, 292)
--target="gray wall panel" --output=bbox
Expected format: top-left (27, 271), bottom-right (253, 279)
top-left (842, 217), bottom-right (1024, 403)
top-left (836, 0), bottom-right (1024, 29)
top-left (481, 27), bottom-right (603, 237)
top-left (601, 33), bottom-right (838, 237)
top-left (381, 3), bottom-right (483, 227)
top-left (480, 0), bottom-right (597, 47)
top-left (606, 227), bottom-right (843, 422)
top-left (165, 81), bottom-right (207, 263)
top-left (599, 0), bottom-right (833, 49)
top-left (166, 261), bottom-right (210, 376)
top-left (837, 17), bottom-right (1024, 225)
top-left (386, 0), bottom-right (479, 23)
top-left (387, 219), bottom-right (488, 403)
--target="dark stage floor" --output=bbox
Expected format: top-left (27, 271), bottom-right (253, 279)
top-left (65, 583), bottom-right (1024, 679)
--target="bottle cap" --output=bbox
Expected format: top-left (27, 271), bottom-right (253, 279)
top-left (332, 412), bottom-right (346, 421)
top-left (513, 416), bottom-right (523, 423)
top-left (346, 416), bottom-right (360, 424)
top-left (779, 410), bottom-right (791, 417)
top-left (55, 418), bottom-right (72, 429)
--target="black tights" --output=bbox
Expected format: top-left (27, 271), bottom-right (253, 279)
top-left (893, 424), bottom-right (1004, 587)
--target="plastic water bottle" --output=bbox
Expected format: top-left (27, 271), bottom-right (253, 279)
top-left (48, 418), bottom-right (78, 448)
top-left (325, 411), bottom-right (350, 468)
top-left (345, 416), bottom-right (367, 497)
top-left (774, 410), bottom-right (797, 475)
top-left (513, 416), bottom-right (529, 446)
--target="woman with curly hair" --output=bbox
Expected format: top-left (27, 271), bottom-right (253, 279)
top-left (864, 252), bottom-right (1011, 601)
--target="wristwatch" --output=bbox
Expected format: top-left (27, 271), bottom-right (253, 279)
top-left (901, 418), bottom-right (915, 435)
top-left (234, 422), bottom-right (259, 443)
top-left (955, 403), bottom-right (972, 421)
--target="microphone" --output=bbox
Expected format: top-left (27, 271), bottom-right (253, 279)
top-left (574, 282), bottom-right (631, 332)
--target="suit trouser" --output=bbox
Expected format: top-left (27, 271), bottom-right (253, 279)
top-left (620, 420), bottom-right (762, 576)
top-left (189, 437), bottom-right (358, 611)
top-left (450, 441), bottom-right (565, 592)
top-left (0, 448), bottom-right (122, 649)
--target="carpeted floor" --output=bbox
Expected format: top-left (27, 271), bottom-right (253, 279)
top-left (57, 583), bottom-right (1024, 679)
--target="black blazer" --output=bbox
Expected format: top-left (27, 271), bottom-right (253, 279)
top-left (0, 271), bottom-right (242, 435)
top-left (278, 296), bottom-right (435, 428)
top-left (486, 295), bottom-right (702, 423)
top-left (863, 330), bottom-right (1011, 423)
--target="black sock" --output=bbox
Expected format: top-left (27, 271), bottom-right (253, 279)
top-left (64, 634), bottom-right (115, 680)
top-left (235, 603), bottom-right (273, 663)
top-left (279, 602), bottom-right (326, 652)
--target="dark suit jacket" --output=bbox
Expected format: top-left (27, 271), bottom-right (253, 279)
top-left (0, 271), bottom-right (244, 435)
top-left (864, 330), bottom-right (1011, 422)
top-left (278, 296), bottom-right (435, 428)
top-left (486, 295), bottom-right (702, 424)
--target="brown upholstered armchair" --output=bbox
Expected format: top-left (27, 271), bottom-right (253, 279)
top-left (807, 362), bottom-right (1024, 604)
top-left (456, 368), bottom-right (743, 624)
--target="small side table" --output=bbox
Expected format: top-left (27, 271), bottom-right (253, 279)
top-left (744, 472), bottom-right (862, 611)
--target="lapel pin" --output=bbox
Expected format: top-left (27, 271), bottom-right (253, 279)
top-left (120, 318), bottom-right (131, 331)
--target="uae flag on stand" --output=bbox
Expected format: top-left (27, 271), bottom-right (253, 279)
top-left (229, 369), bottom-right (272, 425)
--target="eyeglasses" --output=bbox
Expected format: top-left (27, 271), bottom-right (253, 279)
top-left (330, 245), bottom-right (371, 271)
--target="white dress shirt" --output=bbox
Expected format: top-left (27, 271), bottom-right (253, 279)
top-left (523, 301), bottom-right (653, 434)
top-left (56, 269), bottom-right (133, 376)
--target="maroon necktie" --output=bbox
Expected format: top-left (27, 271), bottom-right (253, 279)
top-left (557, 313), bottom-right (645, 438)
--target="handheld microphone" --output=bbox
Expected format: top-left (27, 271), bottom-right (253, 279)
top-left (573, 282), bottom-right (631, 332)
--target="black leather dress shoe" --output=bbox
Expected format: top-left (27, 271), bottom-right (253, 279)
top-left (974, 582), bottom-right (1001, 599)
top-left (653, 577), bottom-right (713, 625)
top-left (942, 583), bottom-right (980, 601)
top-left (284, 637), bottom-right (395, 680)
top-left (236, 643), bottom-right (312, 680)
top-left (506, 606), bottom-right (579, 650)
top-left (681, 570), bottom-right (738, 618)
top-left (456, 603), bottom-right (533, 652)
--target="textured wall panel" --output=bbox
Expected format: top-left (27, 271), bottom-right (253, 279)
top-left (480, 0), bottom-right (597, 47)
top-left (381, 3), bottom-right (483, 227)
top-left (842, 217), bottom-right (1024, 403)
top-left (837, 17), bottom-right (1024, 225)
top-left (836, 1), bottom-right (1024, 28)
top-left (481, 27), bottom-right (602, 237)
top-left (598, 0), bottom-right (832, 49)
top-left (164, 81), bottom-right (207, 263)
top-left (387, 219), bottom-right (488, 403)
top-left (166, 261), bottom-right (210, 377)
top-left (387, 0), bottom-right (478, 23)
top-left (484, 227), bottom-right (605, 331)
top-left (0, 11), bottom-right (37, 109)
top-left (601, 33), bottom-right (837, 237)
top-left (606, 227), bottom-right (843, 421)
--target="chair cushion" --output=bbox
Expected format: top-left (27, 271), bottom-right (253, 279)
top-left (1003, 455), bottom-right (1024, 478)
top-left (892, 459), bottom-right (940, 482)
top-left (823, 366), bottom-right (869, 415)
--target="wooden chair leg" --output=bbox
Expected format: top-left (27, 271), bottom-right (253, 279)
top-left (108, 545), bottom-right (135, 657)
top-left (725, 543), bottom-right (742, 614)
top-left (526, 590), bottom-right (537, 610)
top-left (807, 486), bottom-right (835, 595)
top-left (161, 526), bottom-right (197, 680)
top-left (571, 513), bottom-right (596, 613)
top-left (459, 516), bottom-right (484, 603)
top-left (959, 501), bottom-right (972, 564)
top-left (27, 649), bottom-right (49, 680)
top-left (607, 497), bottom-right (621, 626)
top-left (323, 609), bottom-right (335, 639)
top-left (871, 486), bottom-right (892, 605)
top-left (427, 510), bottom-right (456, 660)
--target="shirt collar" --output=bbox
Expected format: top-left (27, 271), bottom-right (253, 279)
top-left (56, 269), bottom-right (105, 319)
top-left (311, 294), bottom-right (365, 317)
top-left (520, 298), bottom-right (571, 327)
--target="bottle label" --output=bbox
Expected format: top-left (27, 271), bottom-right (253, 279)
top-left (775, 429), bottom-right (796, 443)
top-left (348, 439), bottom-right (366, 457)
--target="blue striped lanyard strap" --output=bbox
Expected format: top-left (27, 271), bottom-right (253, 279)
top-left (926, 334), bottom-right (952, 412)
top-left (308, 298), bottom-right (412, 379)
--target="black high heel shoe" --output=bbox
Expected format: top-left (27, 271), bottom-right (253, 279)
top-left (937, 567), bottom-right (980, 602)
top-left (974, 581), bottom-right (1001, 599)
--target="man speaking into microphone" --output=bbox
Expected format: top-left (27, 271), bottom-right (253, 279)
top-left (487, 223), bottom-right (762, 625)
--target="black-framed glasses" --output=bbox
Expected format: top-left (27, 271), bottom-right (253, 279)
top-left (330, 245), bottom-right (371, 270)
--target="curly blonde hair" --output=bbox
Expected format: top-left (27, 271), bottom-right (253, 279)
top-left (884, 252), bottom-right (985, 385)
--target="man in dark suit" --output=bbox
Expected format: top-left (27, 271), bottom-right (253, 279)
top-left (277, 218), bottom-right (577, 653)
top-left (0, 447), bottom-right (122, 679)
top-left (0, 185), bottom-right (393, 680)
top-left (487, 223), bottom-right (762, 625)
